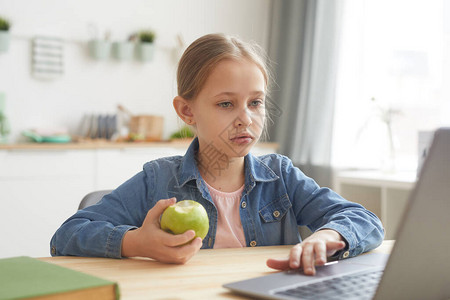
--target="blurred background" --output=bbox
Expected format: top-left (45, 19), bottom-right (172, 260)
top-left (1, 0), bottom-right (448, 171)
top-left (0, 0), bottom-right (271, 142)
top-left (0, 0), bottom-right (449, 256)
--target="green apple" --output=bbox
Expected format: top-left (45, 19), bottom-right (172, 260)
top-left (160, 200), bottom-right (209, 240)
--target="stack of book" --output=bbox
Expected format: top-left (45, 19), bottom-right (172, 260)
top-left (0, 256), bottom-right (119, 299)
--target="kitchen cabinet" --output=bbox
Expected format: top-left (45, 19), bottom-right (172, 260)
top-left (0, 150), bottom-right (95, 258)
top-left (0, 142), bottom-right (277, 258)
top-left (333, 170), bottom-right (416, 240)
top-left (95, 147), bottom-right (183, 190)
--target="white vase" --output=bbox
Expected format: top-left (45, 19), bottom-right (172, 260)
top-left (0, 31), bottom-right (10, 53)
top-left (136, 43), bottom-right (155, 62)
top-left (88, 40), bottom-right (111, 60)
top-left (0, 93), bottom-right (10, 143)
top-left (112, 42), bottom-right (134, 61)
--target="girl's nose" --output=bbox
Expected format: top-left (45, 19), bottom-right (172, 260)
top-left (234, 108), bottom-right (253, 127)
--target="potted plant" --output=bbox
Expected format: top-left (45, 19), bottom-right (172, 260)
top-left (112, 33), bottom-right (136, 61)
top-left (170, 125), bottom-right (195, 142)
top-left (136, 30), bottom-right (156, 62)
top-left (0, 92), bottom-right (10, 143)
top-left (0, 17), bottom-right (11, 53)
top-left (112, 39), bottom-right (134, 61)
top-left (88, 30), bottom-right (112, 60)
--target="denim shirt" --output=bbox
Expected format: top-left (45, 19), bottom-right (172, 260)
top-left (50, 138), bottom-right (384, 259)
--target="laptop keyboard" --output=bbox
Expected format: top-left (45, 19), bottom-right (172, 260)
top-left (274, 269), bottom-right (384, 300)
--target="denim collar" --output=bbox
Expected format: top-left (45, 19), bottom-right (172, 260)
top-left (176, 137), bottom-right (279, 192)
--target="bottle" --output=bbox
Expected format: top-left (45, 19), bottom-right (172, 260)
top-left (0, 92), bottom-right (11, 143)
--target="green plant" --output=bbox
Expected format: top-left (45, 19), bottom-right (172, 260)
top-left (0, 17), bottom-right (10, 31)
top-left (138, 30), bottom-right (155, 43)
top-left (170, 125), bottom-right (195, 139)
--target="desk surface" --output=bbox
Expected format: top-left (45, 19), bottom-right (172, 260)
top-left (40, 241), bottom-right (394, 299)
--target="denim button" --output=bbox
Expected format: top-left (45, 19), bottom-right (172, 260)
top-left (241, 201), bottom-right (247, 209)
top-left (250, 240), bottom-right (257, 247)
top-left (273, 210), bottom-right (280, 218)
top-left (343, 251), bottom-right (350, 258)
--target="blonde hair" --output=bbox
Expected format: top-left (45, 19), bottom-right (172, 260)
top-left (177, 33), bottom-right (270, 99)
top-left (177, 33), bottom-right (274, 140)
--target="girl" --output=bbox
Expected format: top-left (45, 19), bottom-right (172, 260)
top-left (51, 33), bottom-right (384, 275)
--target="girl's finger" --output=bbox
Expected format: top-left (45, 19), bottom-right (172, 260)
top-left (289, 244), bottom-right (302, 269)
top-left (314, 241), bottom-right (327, 265)
top-left (326, 240), bottom-right (347, 256)
top-left (146, 198), bottom-right (177, 222)
top-left (161, 229), bottom-right (197, 247)
top-left (266, 257), bottom-right (290, 270)
top-left (177, 237), bottom-right (203, 255)
top-left (163, 237), bottom-right (203, 264)
top-left (301, 243), bottom-right (315, 275)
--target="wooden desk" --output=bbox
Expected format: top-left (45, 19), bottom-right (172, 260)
top-left (40, 241), bottom-right (394, 299)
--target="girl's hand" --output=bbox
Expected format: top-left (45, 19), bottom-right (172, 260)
top-left (121, 197), bottom-right (203, 264)
top-left (266, 229), bottom-right (346, 275)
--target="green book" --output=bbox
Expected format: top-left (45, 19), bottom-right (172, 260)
top-left (0, 256), bottom-right (120, 299)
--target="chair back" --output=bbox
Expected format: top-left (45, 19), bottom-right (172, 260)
top-left (78, 190), bottom-right (113, 210)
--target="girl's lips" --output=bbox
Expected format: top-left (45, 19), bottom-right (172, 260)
top-left (230, 136), bottom-right (253, 145)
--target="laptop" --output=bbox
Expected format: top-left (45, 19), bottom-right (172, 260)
top-left (224, 127), bottom-right (450, 300)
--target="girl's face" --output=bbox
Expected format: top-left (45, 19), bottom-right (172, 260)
top-left (191, 58), bottom-right (266, 158)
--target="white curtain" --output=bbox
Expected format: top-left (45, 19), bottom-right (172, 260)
top-left (267, 0), bottom-right (344, 187)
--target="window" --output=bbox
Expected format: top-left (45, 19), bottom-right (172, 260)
top-left (332, 0), bottom-right (449, 171)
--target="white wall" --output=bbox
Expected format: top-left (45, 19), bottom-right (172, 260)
top-left (0, 0), bottom-right (272, 141)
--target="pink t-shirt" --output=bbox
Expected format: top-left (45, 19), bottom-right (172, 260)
top-left (204, 181), bottom-right (246, 248)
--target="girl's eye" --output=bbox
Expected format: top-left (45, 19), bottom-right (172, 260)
top-left (250, 99), bottom-right (264, 107)
top-left (218, 102), bottom-right (232, 108)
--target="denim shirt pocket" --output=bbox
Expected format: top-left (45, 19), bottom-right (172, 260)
top-left (259, 194), bottom-right (292, 223)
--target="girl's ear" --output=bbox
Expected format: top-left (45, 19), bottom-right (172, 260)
top-left (173, 96), bottom-right (196, 125)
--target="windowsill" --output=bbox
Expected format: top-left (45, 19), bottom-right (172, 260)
top-left (334, 169), bottom-right (416, 190)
